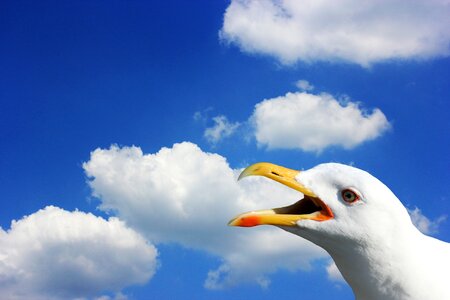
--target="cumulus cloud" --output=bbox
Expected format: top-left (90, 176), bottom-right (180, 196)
top-left (408, 207), bottom-right (447, 235)
top-left (83, 142), bottom-right (327, 289)
top-left (204, 115), bottom-right (240, 144)
top-left (0, 206), bottom-right (157, 300)
top-left (220, 0), bottom-right (450, 66)
top-left (251, 92), bottom-right (390, 151)
top-left (326, 260), bottom-right (345, 283)
top-left (295, 80), bottom-right (314, 91)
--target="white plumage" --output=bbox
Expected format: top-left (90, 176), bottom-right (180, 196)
top-left (229, 162), bottom-right (450, 300)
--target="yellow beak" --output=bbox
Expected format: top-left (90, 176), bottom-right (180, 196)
top-left (229, 162), bottom-right (333, 227)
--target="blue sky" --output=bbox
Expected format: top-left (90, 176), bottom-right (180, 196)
top-left (1, 1), bottom-right (449, 299)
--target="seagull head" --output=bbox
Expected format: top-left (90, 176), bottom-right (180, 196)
top-left (229, 162), bottom-right (413, 250)
top-left (229, 162), bottom-right (449, 299)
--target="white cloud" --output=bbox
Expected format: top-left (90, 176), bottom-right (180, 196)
top-left (94, 292), bottom-right (128, 300)
top-left (326, 260), bottom-right (345, 283)
top-left (193, 107), bottom-right (213, 123)
top-left (83, 142), bottom-right (327, 289)
top-left (408, 207), bottom-right (447, 235)
top-left (251, 92), bottom-right (390, 151)
top-left (0, 206), bottom-right (157, 300)
top-left (220, 0), bottom-right (450, 66)
top-left (295, 80), bottom-right (314, 91)
top-left (204, 115), bottom-right (240, 144)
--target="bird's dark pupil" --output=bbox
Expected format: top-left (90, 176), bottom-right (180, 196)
top-left (342, 189), bottom-right (356, 203)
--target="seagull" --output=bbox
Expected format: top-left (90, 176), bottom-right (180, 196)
top-left (229, 162), bottom-right (450, 300)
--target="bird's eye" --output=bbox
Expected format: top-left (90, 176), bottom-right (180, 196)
top-left (341, 189), bottom-right (359, 203)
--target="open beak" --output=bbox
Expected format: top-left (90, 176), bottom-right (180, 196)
top-left (228, 162), bottom-right (333, 227)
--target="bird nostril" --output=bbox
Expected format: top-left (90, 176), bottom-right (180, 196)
top-left (271, 171), bottom-right (281, 176)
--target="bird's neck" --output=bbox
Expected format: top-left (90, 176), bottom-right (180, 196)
top-left (326, 225), bottom-right (427, 300)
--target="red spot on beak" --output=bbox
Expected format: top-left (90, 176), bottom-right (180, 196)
top-left (238, 215), bottom-right (260, 227)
